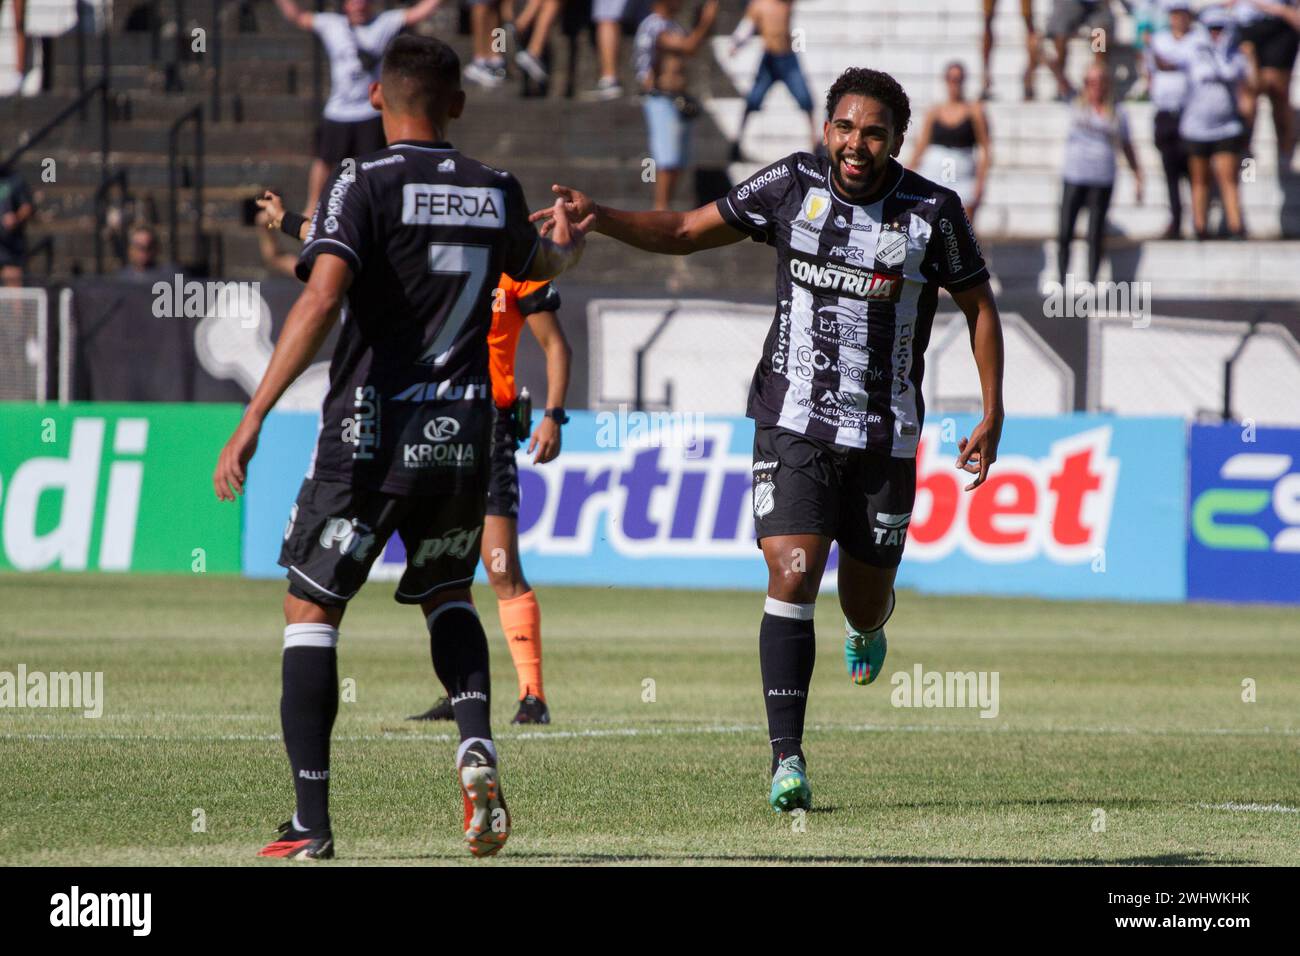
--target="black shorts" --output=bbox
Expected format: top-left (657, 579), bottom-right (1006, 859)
top-left (1184, 135), bottom-right (1243, 158)
top-left (279, 478), bottom-right (485, 608)
top-left (1241, 18), bottom-right (1300, 72)
top-left (485, 405), bottom-right (521, 519)
top-left (316, 116), bottom-right (386, 166)
top-left (752, 424), bottom-right (917, 568)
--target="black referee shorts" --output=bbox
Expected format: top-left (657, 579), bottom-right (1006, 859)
top-left (752, 424), bottom-right (917, 568)
top-left (279, 478), bottom-right (485, 607)
top-left (485, 405), bottom-right (522, 519)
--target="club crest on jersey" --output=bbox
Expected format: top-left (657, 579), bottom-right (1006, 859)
top-left (752, 461), bottom-right (778, 518)
top-left (795, 189), bottom-right (832, 232)
top-left (875, 227), bottom-right (909, 270)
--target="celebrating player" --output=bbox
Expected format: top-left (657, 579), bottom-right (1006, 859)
top-left (532, 67), bottom-right (1005, 813)
top-left (213, 35), bottom-right (589, 860)
top-left (409, 276), bottom-right (571, 726)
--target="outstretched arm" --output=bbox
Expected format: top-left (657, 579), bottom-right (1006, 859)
top-left (531, 185), bottom-right (747, 256)
top-left (524, 308), bottom-right (572, 464)
top-left (213, 255), bottom-right (351, 500)
top-left (950, 280), bottom-right (1004, 491)
top-left (274, 0), bottom-right (314, 30)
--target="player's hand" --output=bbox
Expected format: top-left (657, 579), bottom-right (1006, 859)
top-left (214, 417), bottom-right (262, 501)
top-left (531, 185), bottom-right (595, 237)
top-left (528, 416), bottom-right (562, 464)
top-left (256, 191), bottom-right (286, 231)
top-left (956, 413), bottom-right (1002, 491)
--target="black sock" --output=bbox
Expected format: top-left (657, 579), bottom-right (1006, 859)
top-left (280, 624), bottom-right (339, 833)
top-left (427, 602), bottom-right (492, 743)
top-left (760, 601), bottom-right (816, 773)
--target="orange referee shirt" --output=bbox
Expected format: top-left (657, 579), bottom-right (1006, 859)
top-left (488, 275), bottom-right (560, 409)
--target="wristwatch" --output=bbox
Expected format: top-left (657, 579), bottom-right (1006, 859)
top-left (545, 407), bottom-right (569, 425)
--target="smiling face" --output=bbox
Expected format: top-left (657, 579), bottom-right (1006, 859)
top-left (823, 93), bottom-right (900, 201)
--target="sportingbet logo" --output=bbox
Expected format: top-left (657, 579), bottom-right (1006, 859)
top-left (0, 418), bottom-right (147, 571)
top-left (1192, 451), bottom-right (1300, 552)
top-left (906, 425), bottom-right (1119, 563)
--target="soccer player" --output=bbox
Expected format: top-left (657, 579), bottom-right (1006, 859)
top-left (213, 34), bottom-right (589, 859)
top-left (255, 194), bottom-right (570, 727)
top-left (532, 68), bottom-right (1005, 813)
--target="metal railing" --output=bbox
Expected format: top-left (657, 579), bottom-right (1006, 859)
top-left (167, 105), bottom-right (206, 272)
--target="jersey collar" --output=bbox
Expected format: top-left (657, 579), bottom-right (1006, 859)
top-left (827, 157), bottom-right (903, 208)
top-left (389, 140), bottom-right (456, 151)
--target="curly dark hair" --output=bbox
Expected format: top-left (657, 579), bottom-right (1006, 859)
top-left (824, 68), bottom-right (911, 138)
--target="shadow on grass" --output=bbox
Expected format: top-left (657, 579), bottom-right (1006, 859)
top-left (345, 849), bottom-right (1247, 866)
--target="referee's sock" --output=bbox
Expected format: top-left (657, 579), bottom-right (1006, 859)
top-left (280, 623), bottom-right (339, 833)
top-left (427, 601), bottom-right (493, 743)
top-left (760, 598), bottom-right (817, 774)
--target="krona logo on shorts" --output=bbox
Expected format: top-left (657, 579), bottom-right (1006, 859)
top-left (0, 418), bottom-right (147, 571)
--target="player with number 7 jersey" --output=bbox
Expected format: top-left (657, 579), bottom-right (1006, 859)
top-left (212, 35), bottom-right (589, 861)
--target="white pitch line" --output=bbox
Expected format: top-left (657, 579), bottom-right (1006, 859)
top-left (1, 722), bottom-right (1298, 744)
top-left (1197, 802), bottom-right (1300, 814)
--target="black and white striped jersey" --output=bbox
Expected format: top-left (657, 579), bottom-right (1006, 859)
top-left (716, 153), bottom-right (989, 457)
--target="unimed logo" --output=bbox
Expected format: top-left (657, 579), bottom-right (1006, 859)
top-left (50, 886), bottom-right (151, 936)
top-left (0, 418), bottom-right (147, 571)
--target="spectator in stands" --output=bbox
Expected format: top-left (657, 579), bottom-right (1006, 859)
top-left (1235, 0), bottom-right (1299, 167)
top-left (1149, 0), bottom-right (1196, 238)
top-left (0, 0), bottom-right (26, 95)
top-left (908, 62), bottom-right (993, 224)
top-left (982, 0), bottom-right (1042, 101)
top-left (1182, 5), bottom-right (1253, 238)
top-left (273, 0), bottom-right (444, 214)
top-left (1046, 0), bottom-right (1116, 101)
top-left (729, 0), bottom-right (817, 162)
top-left (0, 163), bottom-right (32, 287)
top-left (591, 0), bottom-right (631, 99)
top-left (513, 0), bottom-right (567, 85)
top-left (1057, 63), bottom-right (1144, 283)
top-left (635, 0), bottom-right (719, 210)
top-left (117, 225), bottom-right (173, 282)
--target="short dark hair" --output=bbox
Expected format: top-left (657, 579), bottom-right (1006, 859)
top-left (825, 68), bottom-right (911, 138)
top-left (380, 34), bottom-right (461, 116)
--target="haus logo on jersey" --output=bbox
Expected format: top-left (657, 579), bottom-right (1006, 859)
top-left (789, 253), bottom-right (902, 302)
top-left (401, 184), bottom-right (505, 227)
top-left (342, 386), bottom-right (380, 460)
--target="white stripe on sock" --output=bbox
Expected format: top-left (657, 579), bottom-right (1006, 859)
top-left (764, 597), bottom-right (816, 621)
top-left (426, 601), bottom-right (477, 631)
top-left (456, 736), bottom-right (498, 768)
top-left (283, 623), bottom-right (339, 649)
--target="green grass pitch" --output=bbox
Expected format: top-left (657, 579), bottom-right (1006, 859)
top-left (1, 573), bottom-right (1297, 866)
